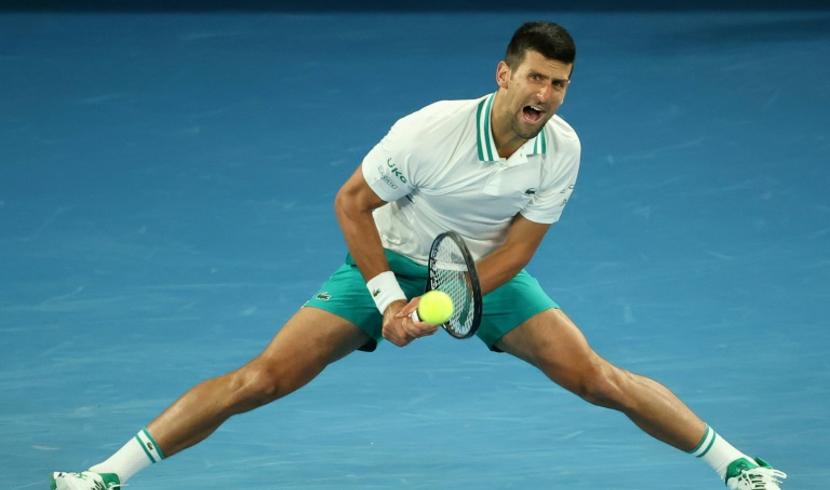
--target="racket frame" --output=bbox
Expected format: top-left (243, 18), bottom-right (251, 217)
top-left (426, 231), bottom-right (483, 339)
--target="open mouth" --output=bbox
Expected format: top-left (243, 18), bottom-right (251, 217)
top-left (522, 105), bottom-right (545, 124)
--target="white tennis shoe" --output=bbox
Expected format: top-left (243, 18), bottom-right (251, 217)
top-left (50, 471), bottom-right (121, 490)
top-left (725, 457), bottom-right (787, 490)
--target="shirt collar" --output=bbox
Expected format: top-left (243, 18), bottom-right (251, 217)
top-left (475, 92), bottom-right (549, 163)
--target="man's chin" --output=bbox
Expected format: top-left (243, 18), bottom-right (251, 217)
top-left (516, 124), bottom-right (544, 140)
top-left (514, 117), bottom-right (548, 140)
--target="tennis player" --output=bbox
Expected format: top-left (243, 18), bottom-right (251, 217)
top-left (52, 21), bottom-right (786, 490)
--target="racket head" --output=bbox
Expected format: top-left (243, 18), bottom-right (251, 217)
top-left (426, 231), bottom-right (482, 339)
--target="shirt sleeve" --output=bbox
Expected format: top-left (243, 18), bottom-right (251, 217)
top-left (360, 119), bottom-right (419, 203)
top-left (520, 135), bottom-right (581, 224)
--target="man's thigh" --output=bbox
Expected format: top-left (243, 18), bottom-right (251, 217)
top-left (494, 308), bottom-right (601, 392)
top-left (477, 269), bottom-right (559, 351)
top-left (261, 307), bottom-right (371, 369)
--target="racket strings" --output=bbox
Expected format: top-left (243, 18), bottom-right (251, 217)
top-left (431, 241), bottom-right (474, 336)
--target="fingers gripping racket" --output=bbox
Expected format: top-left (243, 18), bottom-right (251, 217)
top-left (412, 231), bottom-right (483, 339)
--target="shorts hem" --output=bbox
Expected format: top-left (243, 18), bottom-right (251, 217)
top-left (300, 305), bottom-right (380, 352)
top-left (479, 305), bottom-right (561, 353)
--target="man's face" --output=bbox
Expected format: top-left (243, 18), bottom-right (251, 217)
top-left (497, 49), bottom-right (572, 140)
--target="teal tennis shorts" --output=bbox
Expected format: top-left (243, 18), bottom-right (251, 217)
top-left (304, 250), bottom-right (559, 352)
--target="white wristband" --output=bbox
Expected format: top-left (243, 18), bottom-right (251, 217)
top-left (366, 271), bottom-right (407, 315)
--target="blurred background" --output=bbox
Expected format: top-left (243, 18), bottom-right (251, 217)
top-left (1, 2), bottom-right (828, 489)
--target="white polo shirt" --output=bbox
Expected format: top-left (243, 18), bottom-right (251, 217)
top-left (361, 92), bottom-right (581, 265)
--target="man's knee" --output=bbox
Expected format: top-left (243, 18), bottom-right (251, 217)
top-left (554, 358), bottom-right (630, 410)
top-left (226, 310), bottom-right (365, 410)
top-left (229, 358), bottom-right (320, 410)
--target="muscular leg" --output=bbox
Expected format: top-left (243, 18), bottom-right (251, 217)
top-left (147, 307), bottom-right (369, 457)
top-left (495, 308), bottom-right (706, 451)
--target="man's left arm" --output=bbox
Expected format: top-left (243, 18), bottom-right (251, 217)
top-left (477, 126), bottom-right (580, 294)
top-left (475, 214), bottom-right (551, 295)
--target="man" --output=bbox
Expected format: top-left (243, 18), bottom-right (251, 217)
top-left (52, 22), bottom-right (786, 490)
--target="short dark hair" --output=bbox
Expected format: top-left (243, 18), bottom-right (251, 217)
top-left (505, 21), bottom-right (576, 69)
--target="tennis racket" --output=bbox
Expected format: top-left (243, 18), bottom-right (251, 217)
top-left (411, 231), bottom-right (482, 339)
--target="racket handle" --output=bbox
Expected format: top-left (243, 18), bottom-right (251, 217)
top-left (409, 309), bottom-right (421, 323)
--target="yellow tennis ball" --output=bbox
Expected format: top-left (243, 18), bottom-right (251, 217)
top-left (418, 290), bottom-right (454, 325)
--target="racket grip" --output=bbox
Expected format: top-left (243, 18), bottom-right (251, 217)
top-left (409, 309), bottom-right (421, 323)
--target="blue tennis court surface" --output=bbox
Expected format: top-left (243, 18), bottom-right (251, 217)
top-left (2, 8), bottom-right (829, 489)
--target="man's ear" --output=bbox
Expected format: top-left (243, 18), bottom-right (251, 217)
top-left (496, 61), bottom-right (511, 89)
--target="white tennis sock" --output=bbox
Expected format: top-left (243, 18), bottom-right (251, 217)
top-left (88, 428), bottom-right (165, 483)
top-left (689, 425), bottom-right (750, 480)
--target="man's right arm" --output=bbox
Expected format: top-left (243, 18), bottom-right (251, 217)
top-left (334, 166), bottom-right (438, 346)
top-left (334, 165), bottom-right (390, 282)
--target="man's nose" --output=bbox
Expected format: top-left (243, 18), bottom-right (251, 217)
top-left (536, 83), bottom-right (554, 104)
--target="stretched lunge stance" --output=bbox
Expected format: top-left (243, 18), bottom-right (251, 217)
top-left (52, 22), bottom-right (786, 489)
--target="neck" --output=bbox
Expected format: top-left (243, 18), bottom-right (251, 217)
top-left (490, 91), bottom-right (528, 159)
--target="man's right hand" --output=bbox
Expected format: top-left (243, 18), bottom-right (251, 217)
top-left (381, 299), bottom-right (439, 347)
